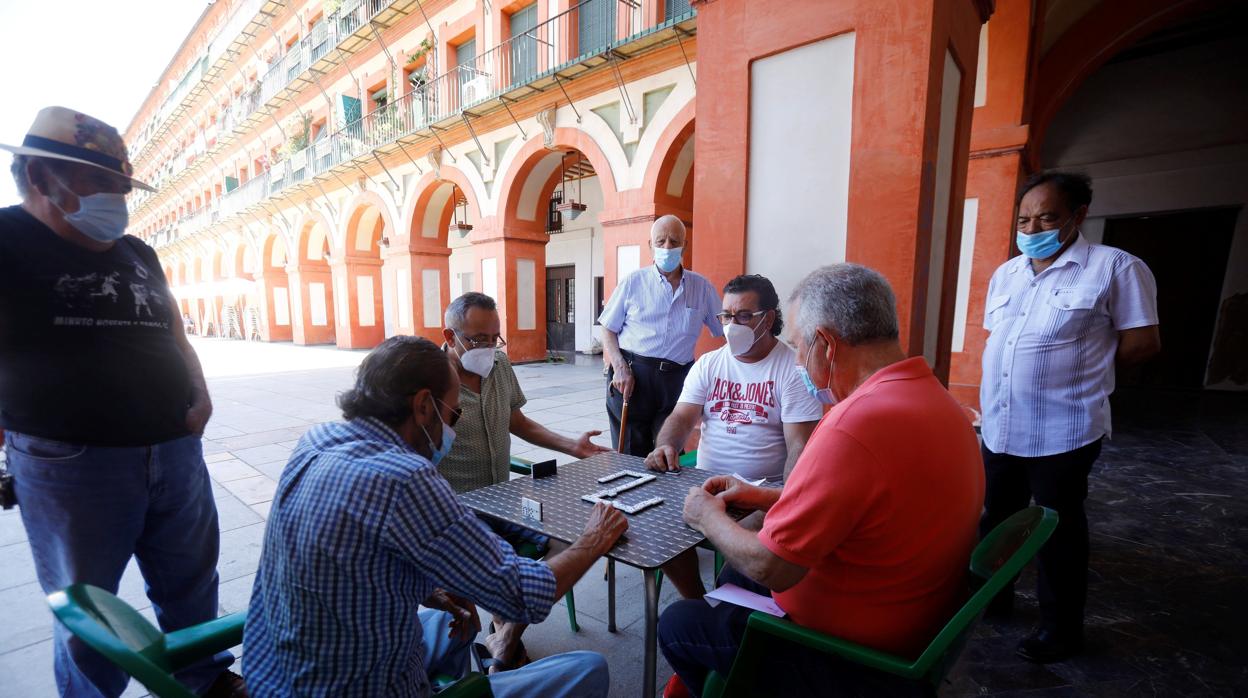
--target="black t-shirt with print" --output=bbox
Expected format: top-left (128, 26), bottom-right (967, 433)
top-left (0, 205), bottom-right (192, 446)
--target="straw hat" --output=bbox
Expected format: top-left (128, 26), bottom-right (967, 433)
top-left (0, 106), bottom-right (155, 192)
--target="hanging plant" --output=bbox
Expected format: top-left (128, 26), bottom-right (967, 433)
top-left (405, 37), bottom-right (434, 65)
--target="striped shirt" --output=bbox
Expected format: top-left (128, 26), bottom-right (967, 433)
top-left (244, 417), bottom-right (557, 698)
top-left (980, 235), bottom-right (1158, 457)
top-left (598, 264), bottom-right (723, 364)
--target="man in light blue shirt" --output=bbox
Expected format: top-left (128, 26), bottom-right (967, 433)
top-left (598, 215), bottom-right (723, 456)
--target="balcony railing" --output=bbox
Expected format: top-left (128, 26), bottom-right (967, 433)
top-left (220, 172), bottom-right (271, 219)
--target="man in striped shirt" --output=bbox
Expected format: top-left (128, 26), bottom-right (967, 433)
top-left (244, 336), bottom-right (626, 697)
top-left (980, 171), bottom-right (1160, 663)
top-left (600, 215), bottom-right (724, 456)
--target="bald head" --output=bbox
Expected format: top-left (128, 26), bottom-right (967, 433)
top-left (650, 215), bottom-right (686, 248)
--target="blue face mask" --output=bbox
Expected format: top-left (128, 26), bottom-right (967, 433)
top-left (53, 177), bottom-right (129, 242)
top-left (797, 337), bottom-right (837, 406)
top-left (653, 246), bottom-right (684, 273)
top-left (1015, 227), bottom-right (1065, 260)
top-left (418, 395), bottom-right (457, 465)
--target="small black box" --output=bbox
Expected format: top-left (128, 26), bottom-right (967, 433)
top-left (531, 459), bottom-right (557, 479)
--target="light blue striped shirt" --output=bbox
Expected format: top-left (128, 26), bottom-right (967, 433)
top-left (598, 265), bottom-right (723, 363)
top-left (244, 417), bottom-right (557, 697)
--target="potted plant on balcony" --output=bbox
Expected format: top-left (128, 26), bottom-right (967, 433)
top-left (405, 38), bottom-right (434, 67)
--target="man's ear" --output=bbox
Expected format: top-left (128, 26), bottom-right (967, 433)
top-left (442, 327), bottom-right (456, 347)
top-left (410, 388), bottom-right (433, 421)
top-left (26, 160), bottom-right (54, 198)
top-left (1072, 204), bottom-right (1090, 229)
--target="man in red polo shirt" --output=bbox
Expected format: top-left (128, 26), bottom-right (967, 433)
top-left (658, 263), bottom-right (984, 697)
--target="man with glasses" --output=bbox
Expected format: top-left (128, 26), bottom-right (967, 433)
top-left (600, 215), bottom-right (724, 456)
top-left (643, 274), bottom-right (823, 598)
top-left (245, 336), bottom-right (622, 697)
top-left (437, 292), bottom-right (609, 495)
top-left (437, 292), bottom-right (610, 670)
top-left (980, 171), bottom-right (1159, 662)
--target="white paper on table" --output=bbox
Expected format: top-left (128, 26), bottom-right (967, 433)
top-left (704, 583), bottom-right (786, 617)
top-left (732, 473), bottom-right (766, 486)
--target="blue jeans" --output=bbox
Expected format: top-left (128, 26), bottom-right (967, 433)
top-left (658, 567), bottom-right (925, 697)
top-left (5, 432), bottom-right (233, 697)
top-left (419, 609), bottom-right (609, 697)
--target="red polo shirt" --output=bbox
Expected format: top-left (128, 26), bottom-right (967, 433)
top-left (758, 357), bottom-right (984, 657)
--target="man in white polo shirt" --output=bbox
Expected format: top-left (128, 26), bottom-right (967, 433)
top-left (644, 274), bottom-right (823, 597)
top-left (980, 171), bottom-right (1160, 663)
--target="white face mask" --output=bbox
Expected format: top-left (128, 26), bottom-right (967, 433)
top-left (724, 319), bottom-right (764, 357)
top-left (455, 336), bottom-right (495, 378)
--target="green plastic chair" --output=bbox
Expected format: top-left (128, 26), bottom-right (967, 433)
top-left (702, 506), bottom-right (1059, 698)
top-left (46, 583), bottom-right (245, 698)
top-left (48, 583), bottom-right (492, 698)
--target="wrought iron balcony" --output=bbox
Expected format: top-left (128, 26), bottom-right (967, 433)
top-left (146, 0), bottom-right (696, 241)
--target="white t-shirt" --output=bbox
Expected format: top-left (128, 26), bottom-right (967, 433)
top-left (677, 340), bottom-right (824, 481)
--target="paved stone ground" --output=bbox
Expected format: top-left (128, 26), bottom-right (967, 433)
top-left (1, 339), bottom-right (1244, 696)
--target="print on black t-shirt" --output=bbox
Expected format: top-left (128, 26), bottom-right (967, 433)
top-left (0, 206), bottom-right (191, 446)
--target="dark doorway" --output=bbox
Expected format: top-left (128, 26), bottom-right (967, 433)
top-left (546, 264), bottom-right (576, 356)
top-left (1103, 207), bottom-right (1238, 389)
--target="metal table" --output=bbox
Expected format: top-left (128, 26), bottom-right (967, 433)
top-left (459, 451), bottom-right (728, 698)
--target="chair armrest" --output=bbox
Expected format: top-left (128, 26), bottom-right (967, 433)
top-left (509, 456), bottom-right (534, 475)
top-left (678, 449), bottom-right (698, 467)
top-left (744, 612), bottom-right (921, 679)
top-left (163, 611), bottom-right (247, 671)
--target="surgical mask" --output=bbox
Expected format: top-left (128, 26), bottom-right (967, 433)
top-left (725, 319), bottom-right (764, 357)
top-left (456, 336), bottom-right (495, 378)
top-left (418, 395), bottom-right (457, 466)
top-left (653, 246), bottom-right (683, 273)
top-left (52, 177), bottom-right (129, 242)
top-left (797, 337), bottom-right (837, 406)
top-left (1015, 227), bottom-right (1064, 260)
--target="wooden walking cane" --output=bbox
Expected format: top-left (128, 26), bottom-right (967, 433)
top-left (616, 395), bottom-right (630, 454)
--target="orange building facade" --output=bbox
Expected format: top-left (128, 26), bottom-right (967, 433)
top-left (128, 0), bottom-right (1248, 415)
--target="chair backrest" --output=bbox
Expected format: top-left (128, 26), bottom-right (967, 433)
top-left (48, 584), bottom-right (197, 698)
top-left (910, 506), bottom-right (1058, 685)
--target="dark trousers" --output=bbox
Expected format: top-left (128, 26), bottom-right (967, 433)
top-left (980, 438), bottom-right (1102, 638)
top-left (658, 566), bottom-right (925, 697)
top-left (605, 354), bottom-right (690, 457)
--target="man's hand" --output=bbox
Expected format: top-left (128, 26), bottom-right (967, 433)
top-left (185, 391), bottom-right (213, 436)
top-left (611, 362), bottom-right (635, 400)
top-left (577, 502), bottom-right (628, 556)
top-left (573, 431), bottom-right (611, 459)
top-left (703, 475), bottom-right (765, 510)
top-left (644, 445), bottom-right (682, 472)
top-left (683, 486), bottom-right (727, 533)
top-left (425, 589), bottom-right (481, 642)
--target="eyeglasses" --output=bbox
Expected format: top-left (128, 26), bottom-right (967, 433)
top-left (437, 398), bottom-right (463, 427)
top-left (458, 333), bottom-right (507, 350)
top-left (715, 310), bottom-right (767, 325)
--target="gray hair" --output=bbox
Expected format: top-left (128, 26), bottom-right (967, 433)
top-left (789, 263), bottom-right (899, 346)
top-left (651, 214), bottom-right (686, 243)
top-left (9, 155), bottom-right (72, 200)
top-left (444, 291), bottom-right (497, 332)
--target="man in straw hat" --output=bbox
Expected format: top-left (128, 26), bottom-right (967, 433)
top-left (0, 107), bottom-right (246, 697)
